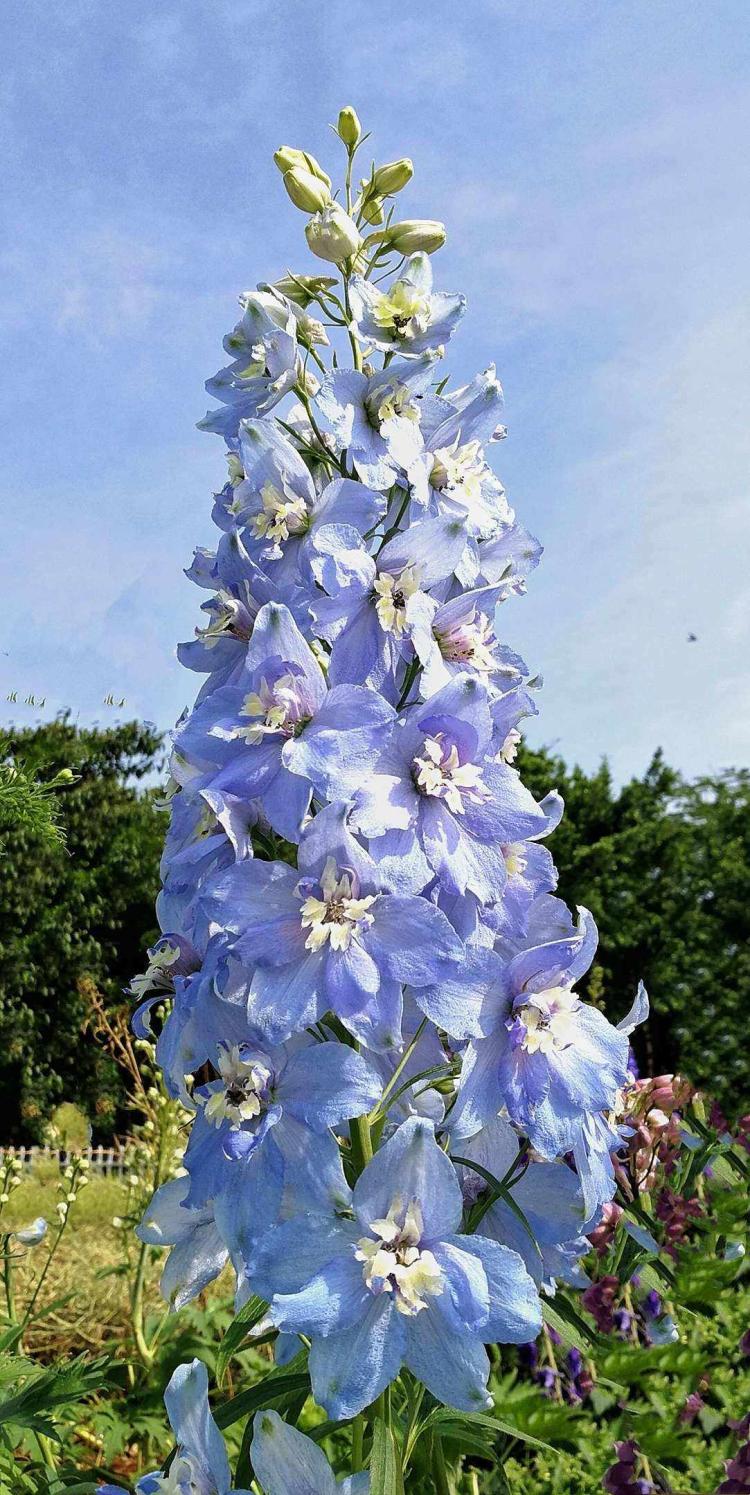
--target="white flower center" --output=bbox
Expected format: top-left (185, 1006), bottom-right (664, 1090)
top-left (148, 1451), bottom-right (207, 1494)
top-left (412, 733), bottom-right (489, 816)
top-left (513, 987), bottom-right (579, 1055)
top-left (299, 857), bottom-right (377, 952)
top-left (251, 481), bottom-right (309, 545)
top-left (503, 842), bottom-right (528, 878)
top-left (202, 1045), bottom-right (273, 1129)
top-left (237, 672), bottom-right (311, 744)
top-left (438, 608), bottom-right (496, 674)
top-left (369, 381), bottom-right (420, 428)
top-left (226, 453), bottom-right (245, 487)
top-left (195, 590), bottom-right (253, 648)
top-left (430, 438), bottom-right (484, 508)
top-left (372, 565), bottom-right (421, 637)
top-left (130, 942), bottom-right (180, 1001)
top-left (499, 727), bottom-right (521, 764)
top-left (355, 1198), bottom-right (443, 1316)
top-left (373, 282), bottom-right (432, 341)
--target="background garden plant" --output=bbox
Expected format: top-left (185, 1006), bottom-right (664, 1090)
top-left (1, 109), bottom-right (748, 1495)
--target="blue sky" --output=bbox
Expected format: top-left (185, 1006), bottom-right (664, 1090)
top-left (1, 0), bottom-right (748, 782)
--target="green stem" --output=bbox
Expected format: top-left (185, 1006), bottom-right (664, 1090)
top-left (376, 487), bottom-right (412, 555)
top-left (402, 1380), bottom-right (425, 1468)
top-left (19, 1213), bottom-right (69, 1335)
top-left (351, 1412), bottom-right (365, 1471)
top-left (130, 1235), bottom-right (154, 1367)
top-left (2, 1235), bottom-right (16, 1324)
top-left (349, 1114), bottom-right (373, 1175)
top-left (430, 1432), bottom-right (452, 1495)
top-left (367, 1019), bottom-right (427, 1123)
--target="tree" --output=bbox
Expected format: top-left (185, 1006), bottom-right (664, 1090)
top-left (519, 746), bottom-right (750, 1110)
top-left (0, 715), bottom-right (164, 1140)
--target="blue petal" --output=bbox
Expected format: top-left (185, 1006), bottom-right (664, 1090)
top-left (404, 1307), bottom-right (490, 1412)
top-left (251, 1410), bottom-right (337, 1495)
top-left (277, 1042), bottom-right (382, 1129)
top-left (415, 945), bottom-right (507, 1039)
top-left (286, 684), bottom-right (395, 801)
top-left (365, 896), bottom-right (463, 985)
top-left (163, 1359), bottom-right (232, 1495)
top-left (461, 1235), bottom-right (543, 1343)
top-left (309, 1295), bottom-right (406, 1419)
top-left (353, 1117), bottom-right (462, 1240)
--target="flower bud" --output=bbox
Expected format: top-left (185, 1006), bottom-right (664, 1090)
top-left (283, 168), bottom-right (331, 215)
top-left (305, 202), bottom-right (361, 264)
top-left (386, 219), bottom-right (446, 254)
top-left (369, 158), bottom-right (413, 196)
top-left (274, 147), bottom-right (331, 190)
top-left (336, 106), bottom-right (361, 148)
top-left (360, 195), bottom-right (385, 226)
top-left (259, 273), bottom-right (336, 309)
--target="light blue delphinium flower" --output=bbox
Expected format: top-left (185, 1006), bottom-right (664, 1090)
top-left (408, 583), bottom-right (529, 699)
top-left (348, 253), bottom-right (465, 357)
top-left (411, 367), bottom-right (511, 537)
top-left (251, 1410), bottom-right (369, 1494)
top-left (249, 1116), bottom-right (541, 1419)
top-left (180, 1030), bottom-right (380, 1215)
top-left (201, 801), bottom-right (464, 1050)
top-left (455, 1117), bottom-right (594, 1292)
top-left (177, 527), bottom-right (313, 702)
top-left (99, 1357), bottom-right (250, 1494)
top-left (351, 675), bottom-right (552, 900)
top-left (424, 906), bottom-right (648, 1212)
top-left (198, 291), bottom-right (299, 440)
top-left (155, 767), bottom-right (256, 946)
top-left (173, 602), bottom-right (395, 843)
top-left (218, 419), bottom-right (386, 594)
top-left (316, 353), bottom-right (438, 490)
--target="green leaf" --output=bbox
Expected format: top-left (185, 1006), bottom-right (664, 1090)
top-left (214, 1365), bottom-right (310, 1429)
top-left (541, 1294), bottom-right (601, 1352)
top-left (422, 1406), bottom-right (556, 1455)
top-left (369, 1417), bottom-right (402, 1495)
top-left (216, 1294), bottom-right (268, 1385)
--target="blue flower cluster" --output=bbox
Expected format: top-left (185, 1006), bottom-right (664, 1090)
top-left (133, 113), bottom-right (649, 1433)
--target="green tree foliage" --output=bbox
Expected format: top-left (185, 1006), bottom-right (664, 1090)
top-left (519, 746), bottom-right (750, 1111)
top-left (0, 715), bottom-right (164, 1141)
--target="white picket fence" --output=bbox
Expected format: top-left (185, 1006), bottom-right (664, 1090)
top-left (0, 1143), bottom-right (131, 1176)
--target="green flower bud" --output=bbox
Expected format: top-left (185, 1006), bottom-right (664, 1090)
top-left (361, 195), bottom-right (385, 225)
top-left (260, 273), bottom-right (336, 309)
top-left (384, 219), bottom-right (447, 254)
top-left (337, 106), bottom-right (362, 148)
top-left (274, 146), bottom-right (331, 190)
top-left (305, 202), bottom-right (362, 264)
top-left (283, 168), bottom-right (331, 215)
top-left (369, 158), bottom-right (413, 196)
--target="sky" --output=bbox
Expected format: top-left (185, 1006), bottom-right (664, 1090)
top-left (1, 0), bottom-right (749, 783)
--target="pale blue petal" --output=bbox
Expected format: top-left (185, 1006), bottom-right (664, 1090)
top-left (309, 1295), bottom-right (406, 1420)
top-left (353, 1117), bottom-right (462, 1240)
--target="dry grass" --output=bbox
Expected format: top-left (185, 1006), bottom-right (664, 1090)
top-left (2, 1166), bottom-right (165, 1360)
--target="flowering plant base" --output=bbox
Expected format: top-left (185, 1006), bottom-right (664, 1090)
top-left (120, 107), bottom-right (651, 1494)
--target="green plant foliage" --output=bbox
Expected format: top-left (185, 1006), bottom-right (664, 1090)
top-left (518, 746), bottom-right (750, 1110)
top-left (0, 715), bottom-right (164, 1140)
